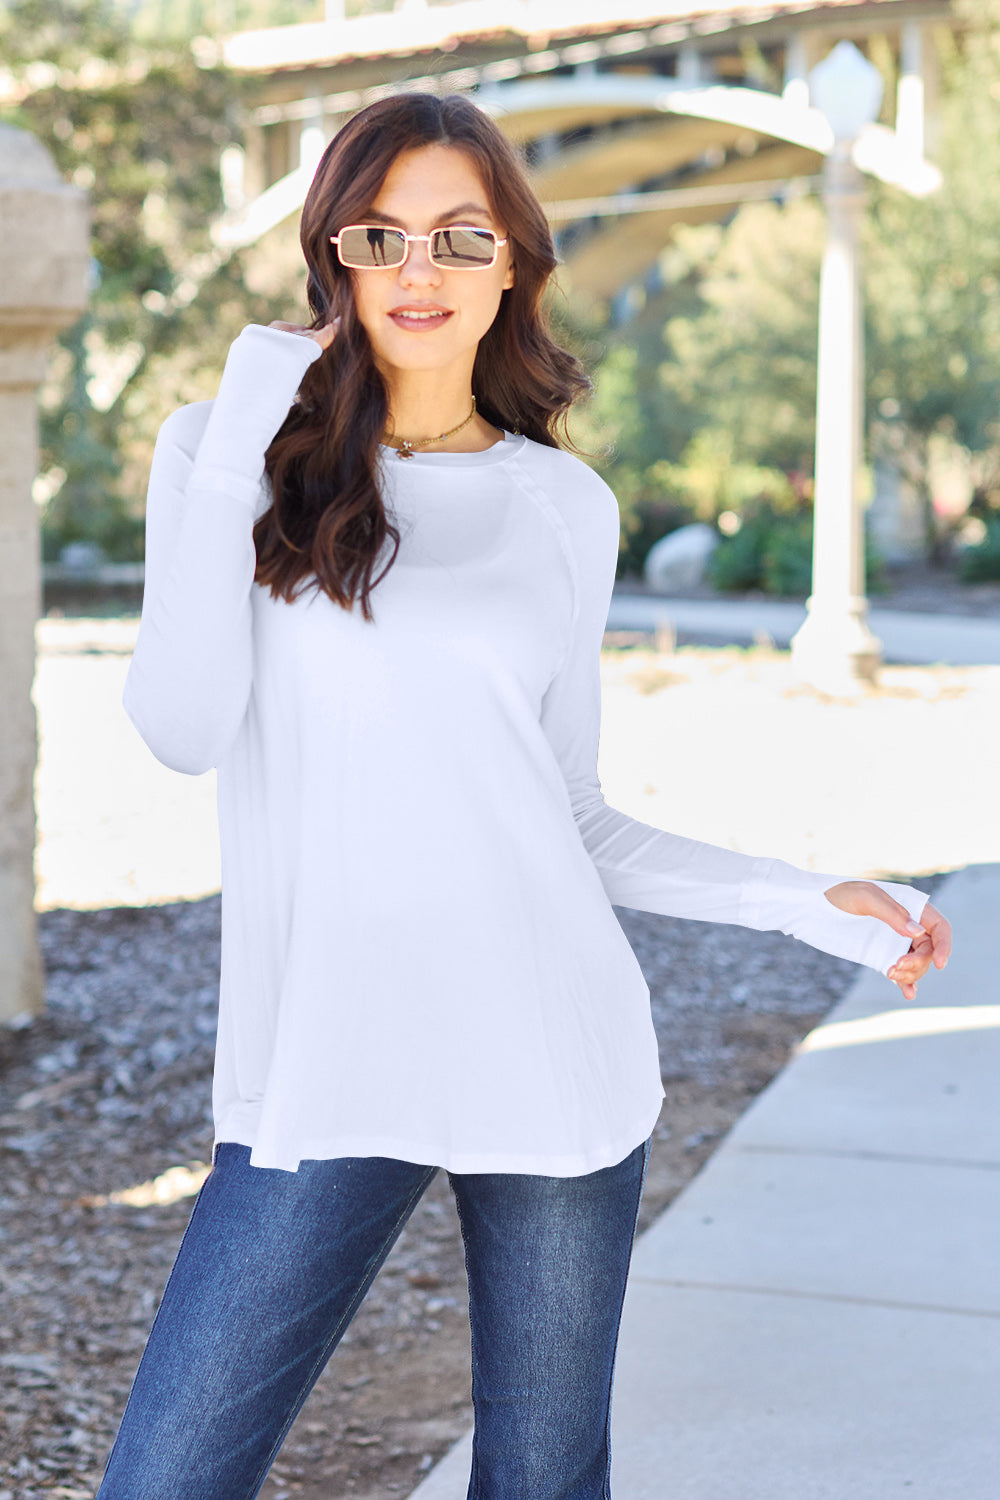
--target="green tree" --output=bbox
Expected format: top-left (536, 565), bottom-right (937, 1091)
top-left (864, 0), bottom-right (1000, 555)
top-left (583, 0), bottom-right (1000, 580)
top-left (563, 270), bottom-right (713, 575)
top-left (660, 201), bottom-right (823, 478)
top-left (1, 0), bottom-right (305, 561)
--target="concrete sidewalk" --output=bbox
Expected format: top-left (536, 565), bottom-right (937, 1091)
top-left (607, 590), bottom-right (1000, 665)
top-left (410, 862), bottom-right (998, 1499)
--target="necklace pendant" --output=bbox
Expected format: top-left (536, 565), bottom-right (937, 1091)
top-left (397, 443), bottom-right (415, 460)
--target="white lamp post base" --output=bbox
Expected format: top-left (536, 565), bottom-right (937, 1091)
top-left (790, 592), bottom-right (884, 693)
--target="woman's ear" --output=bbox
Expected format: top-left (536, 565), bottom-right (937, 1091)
top-left (502, 258), bottom-right (515, 291)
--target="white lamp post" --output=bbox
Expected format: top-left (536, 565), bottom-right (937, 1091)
top-left (789, 41), bottom-right (886, 693)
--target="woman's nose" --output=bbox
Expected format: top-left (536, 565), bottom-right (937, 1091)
top-left (399, 239), bottom-right (441, 287)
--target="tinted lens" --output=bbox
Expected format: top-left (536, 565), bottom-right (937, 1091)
top-left (337, 226), bottom-right (406, 267)
top-left (430, 227), bottom-right (497, 267)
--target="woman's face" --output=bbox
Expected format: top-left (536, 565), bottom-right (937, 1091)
top-left (344, 143), bottom-right (515, 389)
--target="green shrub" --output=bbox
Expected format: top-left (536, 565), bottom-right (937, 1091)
top-left (706, 517), bottom-right (769, 591)
top-left (707, 503), bottom-right (801, 595)
top-left (760, 517), bottom-right (814, 596)
top-left (41, 495), bottom-right (145, 565)
top-left (707, 503), bottom-right (886, 597)
top-left (957, 517), bottom-right (1000, 581)
top-left (620, 498), bottom-right (696, 578)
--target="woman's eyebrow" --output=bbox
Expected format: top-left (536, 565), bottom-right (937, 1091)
top-left (360, 202), bottom-right (494, 225)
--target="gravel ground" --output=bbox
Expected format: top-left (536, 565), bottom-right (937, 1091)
top-left (3, 586), bottom-right (976, 1500)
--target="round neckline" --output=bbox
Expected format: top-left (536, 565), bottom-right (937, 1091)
top-left (377, 430), bottom-right (526, 468)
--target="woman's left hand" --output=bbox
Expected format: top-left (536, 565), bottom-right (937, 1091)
top-left (824, 882), bottom-right (952, 1001)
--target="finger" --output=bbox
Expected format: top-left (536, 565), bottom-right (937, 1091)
top-left (906, 934), bottom-right (934, 967)
top-left (886, 942), bottom-right (924, 983)
top-left (920, 904), bottom-right (952, 968)
top-left (891, 939), bottom-right (932, 971)
top-left (901, 912), bottom-right (949, 973)
top-left (873, 890), bottom-right (928, 944)
top-left (896, 955), bottom-right (931, 984)
top-left (823, 883), bottom-right (929, 943)
top-left (297, 318), bottom-right (338, 351)
top-left (887, 943), bottom-right (932, 983)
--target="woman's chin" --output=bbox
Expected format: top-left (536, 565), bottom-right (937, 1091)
top-left (371, 340), bottom-right (473, 380)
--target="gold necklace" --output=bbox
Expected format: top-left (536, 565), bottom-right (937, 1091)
top-left (386, 396), bottom-right (477, 460)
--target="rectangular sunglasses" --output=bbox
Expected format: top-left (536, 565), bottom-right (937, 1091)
top-left (330, 223), bottom-right (507, 270)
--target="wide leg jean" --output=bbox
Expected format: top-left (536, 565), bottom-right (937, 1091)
top-left (94, 1136), bottom-right (651, 1500)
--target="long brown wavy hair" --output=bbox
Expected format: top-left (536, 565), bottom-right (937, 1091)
top-left (253, 92), bottom-right (591, 621)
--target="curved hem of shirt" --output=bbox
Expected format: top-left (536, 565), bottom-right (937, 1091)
top-left (376, 431), bottom-right (527, 468)
top-left (213, 1096), bottom-right (665, 1177)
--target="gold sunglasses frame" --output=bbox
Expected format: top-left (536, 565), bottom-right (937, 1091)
top-left (329, 224), bottom-right (508, 270)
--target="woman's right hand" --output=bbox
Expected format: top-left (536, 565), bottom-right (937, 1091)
top-left (824, 882), bottom-right (952, 1000)
top-left (267, 317), bottom-right (339, 351)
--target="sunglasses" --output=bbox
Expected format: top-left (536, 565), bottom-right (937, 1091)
top-left (330, 223), bottom-right (508, 270)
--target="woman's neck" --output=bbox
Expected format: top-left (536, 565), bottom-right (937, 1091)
top-left (382, 368), bottom-right (500, 454)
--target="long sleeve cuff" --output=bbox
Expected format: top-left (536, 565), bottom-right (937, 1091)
top-left (573, 802), bottom-right (930, 980)
top-left (743, 856), bottom-right (931, 978)
top-left (190, 324), bottom-right (324, 511)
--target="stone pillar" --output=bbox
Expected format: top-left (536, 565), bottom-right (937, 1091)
top-left (0, 126), bottom-right (89, 1023)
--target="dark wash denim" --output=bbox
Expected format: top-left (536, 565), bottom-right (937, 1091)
top-left (95, 1137), bottom-right (651, 1500)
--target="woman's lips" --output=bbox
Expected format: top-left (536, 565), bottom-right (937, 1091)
top-left (388, 306), bottom-right (453, 331)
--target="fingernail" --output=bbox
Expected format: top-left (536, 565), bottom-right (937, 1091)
top-left (906, 921), bottom-right (926, 936)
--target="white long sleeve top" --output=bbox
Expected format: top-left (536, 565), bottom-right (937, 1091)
top-left (123, 324), bottom-right (930, 1176)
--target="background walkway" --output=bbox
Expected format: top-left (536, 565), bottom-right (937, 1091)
top-left (411, 861), bottom-right (998, 1499)
top-left (607, 588), bottom-right (1000, 664)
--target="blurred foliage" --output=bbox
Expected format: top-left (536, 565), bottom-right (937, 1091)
top-left (563, 298), bottom-right (703, 578)
top-left (647, 429), bottom-right (801, 528)
top-left (1, 0), bottom-right (306, 561)
top-left (707, 503), bottom-right (887, 597)
top-left (614, 497), bottom-right (694, 581)
top-left (575, 0), bottom-right (1000, 588)
top-left (863, 0), bottom-right (1000, 557)
top-left (7, 0), bottom-right (1000, 584)
top-left (659, 205), bottom-right (824, 478)
top-left (565, 224), bottom-right (820, 585)
top-left (956, 517), bottom-right (1000, 581)
top-left (113, 0), bottom-right (394, 40)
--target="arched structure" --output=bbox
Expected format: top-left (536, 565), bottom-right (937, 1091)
top-left (475, 73), bottom-right (834, 301)
top-left (207, 0), bottom-right (952, 311)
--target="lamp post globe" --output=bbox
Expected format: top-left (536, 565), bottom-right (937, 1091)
top-left (809, 39), bottom-right (885, 141)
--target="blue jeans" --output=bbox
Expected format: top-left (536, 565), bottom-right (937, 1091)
top-left (95, 1138), bottom-right (650, 1500)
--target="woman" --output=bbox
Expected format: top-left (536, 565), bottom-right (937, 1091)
top-left (101, 92), bottom-right (950, 1500)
